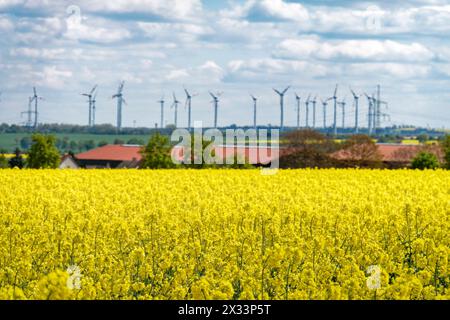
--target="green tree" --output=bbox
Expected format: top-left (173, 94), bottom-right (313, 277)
top-left (20, 136), bottom-right (32, 150)
top-left (28, 134), bottom-right (61, 169)
top-left (140, 133), bottom-right (175, 169)
top-left (0, 149), bottom-right (8, 168)
top-left (98, 141), bottom-right (109, 147)
top-left (417, 134), bottom-right (429, 144)
top-left (127, 138), bottom-right (145, 145)
top-left (411, 152), bottom-right (439, 170)
top-left (114, 138), bottom-right (125, 145)
top-left (441, 135), bottom-right (450, 169)
top-left (8, 148), bottom-right (25, 169)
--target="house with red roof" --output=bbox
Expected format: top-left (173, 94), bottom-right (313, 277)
top-left (60, 144), bottom-right (143, 169)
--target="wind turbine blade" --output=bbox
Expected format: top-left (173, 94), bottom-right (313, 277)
top-left (282, 86), bottom-right (290, 94)
top-left (90, 85), bottom-right (98, 95)
top-left (209, 92), bottom-right (215, 99)
top-left (334, 84), bottom-right (338, 97)
top-left (273, 89), bottom-right (281, 95)
top-left (33, 87), bottom-right (37, 96)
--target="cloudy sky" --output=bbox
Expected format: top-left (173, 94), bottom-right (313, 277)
top-left (0, 0), bottom-right (449, 129)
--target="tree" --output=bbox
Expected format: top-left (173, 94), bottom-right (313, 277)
top-left (127, 138), bottom-right (145, 145)
top-left (98, 141), bottom-right (109, 147)
top-left (279, 129), bottom-right (338, 169)
top-left (338, 135), bottom-right (383, 167)
top-left (417, 134), bottom-right (429, 144)
top-left (20, 136), bottom-right (32, 150)
top-left (8, 148), bottom-right (25, 169)
top-left (411, 152), bottom-right (439, 170)
top-left (140, 133), bottom-right (175, 169)
top-left (114, 138), bottom-right (125, 145)
top-left (0, 149), bottom-right (7, 168)
top-left (441, 135), bottom-right (450, 169)
top-left (27, 134), bottom-right (61, 169)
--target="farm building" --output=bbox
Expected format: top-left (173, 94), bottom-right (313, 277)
top-left (60, 144), bottom-right (143, 169)
top-left (332, 143), bottom-right (444, 167)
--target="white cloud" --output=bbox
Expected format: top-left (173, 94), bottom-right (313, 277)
top-left (227, 58), bottom-right (330, 79)
top-left (223, 0), bottom-right (309, 22)
top-left (64, 17), bottom-right (131, 43)
top-left (166, 69), bottom-right (189, 81)
top-left (83, 0), bottom-right (203, 21)
top-left (275, 37), bottom-right (435, 62)
top-left (10, 47), bottom-right (65, 59)
top-left (33, 66), bottom-right (73, 89)
top-left (0, 16), bottom-right (14, 31)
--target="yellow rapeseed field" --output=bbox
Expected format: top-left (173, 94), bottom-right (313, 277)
top-left (0, 169), bottom-right (449, 300)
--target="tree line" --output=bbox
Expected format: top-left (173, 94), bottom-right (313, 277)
top-left (1, 131), bottom-right (449, 170)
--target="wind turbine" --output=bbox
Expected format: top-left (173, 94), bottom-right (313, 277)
top-left (321, 98), bottom-right (332, 129)
top-left (21, 96), bottom-right (34, 128)
top-left (350, 87), bottom-right (361, 134)
top-left (329, 84), bottom-right (338, 136)
top-left (305, 94), bottom-right (311, 128)
top-left (364, 93), bottom-right (374, 135)
top-left (31, 87), bottom-right (44, 129)
top-left (92, 90), bottom-right (98, 127)
top-left (209, 91), bottom-right (222, 128)
top-left (338, 97), bottom-right (347, 130)
top-left (158, 95), bottom-right (165, 129)
top-left (171, 92), bottom-right (180, 128)
top-left (312, 95), bottom-right (317, 128)
top-left (184, 87), bottom-right (198, 131)
top-left (81, 85), bottom-right (97, 127)
top-left (273, 86), bottom-right (290, 130)
top-left (295, 93), bottom-right (301, 129)
top-left (250, 94), bottom-right (258, 130)
top-left (112, 81), bottom-right (125, 132)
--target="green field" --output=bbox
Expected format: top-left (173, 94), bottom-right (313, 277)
top-left (0, 133), bottom-right (152, 152)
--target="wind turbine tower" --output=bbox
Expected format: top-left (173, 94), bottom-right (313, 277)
top-left (31, 87), bottom-right (44, 129)
top-left (209, 91), bottom-right (222, 128)
top-left (184, 88), bottom-right (198, 131)
top-left (330, 85), bottom-right (338, 135)
top-left (112, 81), bottom-right (126, 132)
top-left (364, 93), bottom-right (374, 135)
top-left (350, 87), bottom-right (361, 134)
top-left (305, 94), bottom-right (311, 128)
top-left (321, 98), bottom-right (332, 129)
top-left (21, 97), bottom-right (35, 128)
top-left (273, 86), bottom-right (290, 130)
top-left (92, 90), bottom-right (98, 127)
top-left (158, 95), bottom-right (165, 129)
top-left (295, 93), bottom-right (301, 129)
top-left (312, 96), bottom-right (317, 128)
top-left (338, 98), bottom-right (347, 130)
top-left (171, 92), bottom-right (180, 128)
top-left (250, 94), bottom-right (258, 130)
top-left (81, 85), bottom-right (97, 127)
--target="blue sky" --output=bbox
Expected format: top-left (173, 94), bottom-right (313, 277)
top-left (0, 0), bottom-right (449, 129)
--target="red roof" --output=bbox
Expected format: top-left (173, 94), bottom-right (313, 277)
top-left (333, 144), bottom-right (442, 162)
top-left (377, 144), bottom-right (419, 162)
top-left (76, 145), bottom-right (143, 162)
